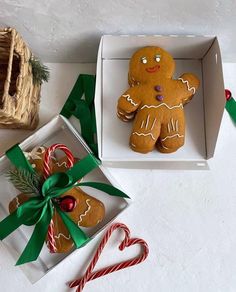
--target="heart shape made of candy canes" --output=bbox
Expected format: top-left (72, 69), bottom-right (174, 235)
top-left (69, 223), bottom-right (149, 292)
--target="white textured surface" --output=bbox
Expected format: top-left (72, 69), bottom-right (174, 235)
top-left (0, 0), bottom-right (236, 62)
top-left (0, 62), bottom-right (236, 292)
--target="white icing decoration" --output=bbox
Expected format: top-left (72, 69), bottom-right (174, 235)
top-left (118, 111), bottom-right (134, 119)
top-left (24, 146), bottom-right (46, 160)
top-left (122, 94), bottom-right (138, 106)
top-left (171, 118), bottom-right (175, 131)
top-left (125, 114), bottom-right (134, 119)
top-left (150, 118), bottom-right (157, 131)
top-left (167, 123), bottom-right (171, 133)
top-left (145, 114), bottom-right (150, 129)
top-left (140, 103), bottom-right (183, 110)
top-left (117, 112), bottom-right (129, 121)
top-left (131, 143), bottom-right (136, 148)
top-left (140, 120), bottom-right (144, 128)
top-left (125, 115), bottom-right (134, 120)
top-left (56, 161), bottom-right (68, 168)
top-left (141, 56), bottom-right (147, 64)
top-left (130, 76), bottom-right (140, 86)
top-left (178, 78), bottom-right (196, 94)
top-left (176, 120), bottom-right (179, 132)
top-left (132, 132), bottom-right (155, 141)
top-left (78, 199), bottom-right (91, 225)
top-left (15, 197), bottom-right (20, 208)
top-left (161, 133), bottom-right (184, 141)
top-left (54, 233), bottom-right (71, 241)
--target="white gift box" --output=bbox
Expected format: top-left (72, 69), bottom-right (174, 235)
top-left (95, 35), bottom-right (225, 169)
top-left (0, 115), bottom-right (129, 283)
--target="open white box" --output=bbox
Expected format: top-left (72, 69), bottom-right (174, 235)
top-left (95, 35), bottom-right (226, 169)
top-left (0, 115), bottom-right (129, 283)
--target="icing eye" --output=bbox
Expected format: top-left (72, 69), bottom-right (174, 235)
top-left (141, 57), bottom-right (147, 64)
top-left (155, 55), bottom-right (161, 62)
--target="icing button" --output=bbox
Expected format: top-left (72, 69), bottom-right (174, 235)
top-left (156, 95), bottom-right (164, 101)
top-left (154, 85), bottom-right (162, 92)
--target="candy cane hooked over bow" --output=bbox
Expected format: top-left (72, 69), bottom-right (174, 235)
top-left (43, 144), bottom-right (75, 253)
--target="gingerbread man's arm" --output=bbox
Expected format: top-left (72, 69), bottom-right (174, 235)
top-left (117, 87), bottom-right (141, 122)
top-left (128, 73), bottom-right (140, 87)
top-left (177, 73), bottom-right (200, 105)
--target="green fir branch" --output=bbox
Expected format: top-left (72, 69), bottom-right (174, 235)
top-left (29, 58), bottom-right (50, 85)
top-left (7, 168), bottom-right (42, 195)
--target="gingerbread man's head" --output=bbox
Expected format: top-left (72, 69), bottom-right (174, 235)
top-left (129, 46), bottom-right (175, 83)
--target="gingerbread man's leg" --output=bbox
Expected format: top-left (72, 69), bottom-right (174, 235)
top-left (130, 109), bottom-right (161, 153)
top-left (157, 113), bottom-right (185, 153)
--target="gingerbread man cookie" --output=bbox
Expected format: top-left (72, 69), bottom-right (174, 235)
top-left (117, 46), bottom-right (200, 153)
top-left (9, 146), bottom-right (105, 253)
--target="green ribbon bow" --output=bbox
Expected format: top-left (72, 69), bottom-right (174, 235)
top-left (0, 145), bottom-right (129, 265)
top-left (60, 74), bottom-right (98, 155)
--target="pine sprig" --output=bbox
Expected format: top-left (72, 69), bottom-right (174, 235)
top-left (7, 168), bottom-right (42, 195)
top-left (29, 58), bottom-right (50, 85)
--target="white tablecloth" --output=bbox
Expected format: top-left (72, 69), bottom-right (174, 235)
top-left (0, 63), bottom-right (236, 292)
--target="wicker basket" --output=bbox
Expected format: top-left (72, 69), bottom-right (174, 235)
top-left (0, 28), bottom-right (40, 129)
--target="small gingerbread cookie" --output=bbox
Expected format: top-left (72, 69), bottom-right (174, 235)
top-left (9, 146), bottom-right (105, 253)
top-left (23, 146), bottom-right (77, 174)
top-left (9, 188), bottom-right (105, 253)
top-left (45, 188), bottom-right (105, 253)
top-left (9, 193), bottom-right (29, 214)
top-left (117, 46), bottom-right (200, 154)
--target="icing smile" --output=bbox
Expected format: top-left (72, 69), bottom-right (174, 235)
top-left (145, 65), bottom-right (160, 73)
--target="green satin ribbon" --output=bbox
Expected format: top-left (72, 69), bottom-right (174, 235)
top-left (0, 145), bottom-right (129, 265)
top-left (226, 97), bottom-right (236, 124)
top-left (60, 74), bottom-right (98, 155)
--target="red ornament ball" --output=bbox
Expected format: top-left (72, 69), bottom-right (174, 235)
top-left (225, 89), bottom-right (232, 101)
top-left (59, 196), bottom-right (77, 212)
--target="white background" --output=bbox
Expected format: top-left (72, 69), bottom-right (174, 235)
top-left (0, 62), bottom-right (236, 291)
top-left (1, 0), bottom-right (236, 62)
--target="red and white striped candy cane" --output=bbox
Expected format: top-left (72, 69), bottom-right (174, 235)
top-left (43, 144), bottom-right (75, 253)
top-left (69, 223), bottom-right (149, 292)
top-left (43, 143), bottom-right (74, 180)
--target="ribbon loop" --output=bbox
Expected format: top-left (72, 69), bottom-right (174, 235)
top-left (42, 172), bottom-right (74, 198)
top-left (60, 74), bottom-right (98, 156)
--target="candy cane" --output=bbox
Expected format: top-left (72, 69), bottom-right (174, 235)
top-left (69, 223), bottom-right (149, 292)
top-left (43, 143), bottom-right (74, 180)
top-left (46, 221), bottom-right (57, 253)
top-left (43, 144), bottom-right (75, 253)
